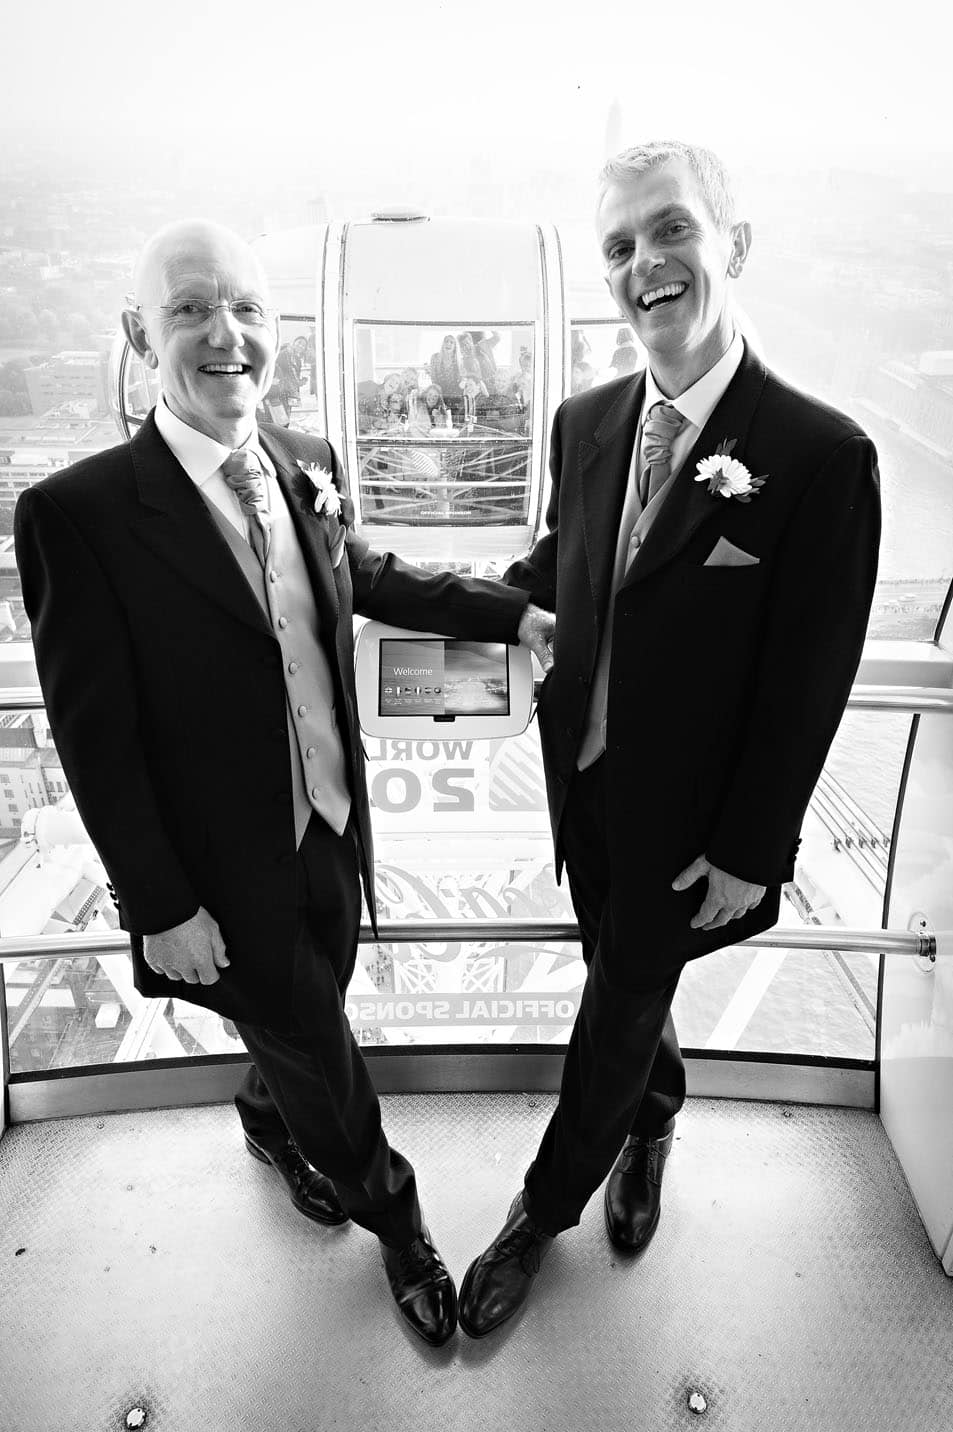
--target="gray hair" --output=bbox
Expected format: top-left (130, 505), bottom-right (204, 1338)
top-left (598, 141), bottom-right (736, 231)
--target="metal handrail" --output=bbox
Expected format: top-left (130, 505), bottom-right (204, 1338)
top-left (848, 685), bottom-right (953, 714)
top-left (0, 921), bottom-right (936, 964)
top-left (1, 685), bottom-right (951, 716)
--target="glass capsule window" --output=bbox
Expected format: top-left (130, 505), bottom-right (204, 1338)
top-left (351, 323), bottom-right (535, 527)
top-left (569, 321), bottom-right (645, 393)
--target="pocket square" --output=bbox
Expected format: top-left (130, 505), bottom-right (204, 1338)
top-left (703, 536), bottom-right (760, 568)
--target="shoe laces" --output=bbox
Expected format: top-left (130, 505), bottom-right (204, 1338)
top-left (495, 1222), bottom-right (546, 1274)
top-left (399, 1237), bottom-right (443, 1280)
top-left (281, 1140), bottom-right (312, 1185)
top-left (619, 1137), bottom-right (664, 1180)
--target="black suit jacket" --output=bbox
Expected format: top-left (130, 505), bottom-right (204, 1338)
top-left (505, 342), bottom-right (881, 984)
top-left (15, 412), bottom-right (528, 1029)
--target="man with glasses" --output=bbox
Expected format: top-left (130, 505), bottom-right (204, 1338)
top-left (458, 141), bottom-right (881, 1337)
top-left (14, 219), bottom-right (554, 1348)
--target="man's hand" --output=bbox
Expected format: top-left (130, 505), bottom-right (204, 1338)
top-left (143, 906), bottom-right (230, 986)
top-left (517, 603), bottom-right (555, 673)
top-left (672, 855), bottom-right (766, 932)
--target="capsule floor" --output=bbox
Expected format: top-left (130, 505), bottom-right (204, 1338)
top-left (1, 1094), bottom-right (950, 1431)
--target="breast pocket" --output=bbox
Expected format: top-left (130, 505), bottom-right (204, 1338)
top-left (702, 536), bottom-right (761, 568)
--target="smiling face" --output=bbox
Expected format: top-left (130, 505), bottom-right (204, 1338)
top-left (598, 159), bottom-right (750, 393)
top-left (122, 222), bottom-right (277, 445)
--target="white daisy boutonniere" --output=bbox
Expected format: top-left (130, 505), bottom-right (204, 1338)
top-left (695, 438), bottom-right (767, 503)
top-left (303, 462), bottom-right (342, 518)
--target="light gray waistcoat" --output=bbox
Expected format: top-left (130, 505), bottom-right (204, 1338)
top-left (204, 491), bottom-right (352, 844)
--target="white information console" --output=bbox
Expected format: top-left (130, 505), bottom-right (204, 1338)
top-left (354, 622), bottom-right (534, 739)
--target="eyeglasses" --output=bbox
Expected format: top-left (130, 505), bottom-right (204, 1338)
top-left (135, 299), bottom-right (276, 328)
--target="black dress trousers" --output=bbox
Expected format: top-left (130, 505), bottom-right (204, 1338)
top-left (234, 814), bottom-right (422, 1248)
top-left (523, 756), bottom-right (686, 1235)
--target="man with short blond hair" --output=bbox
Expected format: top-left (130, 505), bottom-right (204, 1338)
top-left (459, 141), bottom-right (880, 1336)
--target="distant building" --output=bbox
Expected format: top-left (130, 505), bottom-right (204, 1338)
top-left (0, 414), bottom-right (116, 491)
top-left (0, 713), bottom-right (67, 839)
top-left (24, 351), bottom-right (109, 418)
top-left (863, 358), bottom-right (953, 460)
top-left (0, 416), bottom-right (116, 508)
top-left (0, 453), bottom-right (70, 509)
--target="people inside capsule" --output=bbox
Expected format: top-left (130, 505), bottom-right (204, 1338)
top-left (457, 138), bottom-right (881, 1340)
top-left (13, 218), bottom-right (556, 1350)
top-left (429, 333), bottom-right (463, 410)
top-left (405, 383), bottom-right (448, 437)
top-left (571, 330), bottom-right (595, 393)
top-left (273, 339), bottom-right (300, 411)
top-left (610, 323), bottom-right (639, 377)
top-left (291, 334), bottom-right (309, 385)
top-left (370, 372), bottom-right (404, 431)
top-left (507, 346), bottom-right (533, 432)
top-left (421, 383), bottom-right (449, 428)
top-left (305, 327), bottom-right (318, 396)
top-left (398, 366), bottom-right (420, 398)
top-left (460, 372), bottom-right (489, 428)
top-left (472, 329), bottom-right (501, 391)
top-left (382, 389), bottom-right (407, 431)
top-left (456, 330), bottom-right (486, 386)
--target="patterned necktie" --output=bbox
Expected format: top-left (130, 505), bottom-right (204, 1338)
top-left (637, 401), bottom-right (688, 507)
top-left (222, 450), bottom-right (271, 566)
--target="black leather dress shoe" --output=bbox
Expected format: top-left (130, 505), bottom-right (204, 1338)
top-left (604, 1128), bottom-right (675, 1253)
top-left (458, 1191), bottom-right (554, 1338)
top-left (380, 1230), bottom-right (458, 1347)
top-left (244, 1135), bottom-right (349, 1226)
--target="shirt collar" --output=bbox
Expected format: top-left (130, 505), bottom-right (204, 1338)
top-left (154, 395), bottom-right (269, 487)
top-left (643, 329), bottom-right (744, 432)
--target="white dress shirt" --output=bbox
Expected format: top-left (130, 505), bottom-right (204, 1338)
top-left (639, 328), bottom-right (744, 479)
top-left (154, 395), bottom-right (275, 542)
top-left (575, 330), bottom-right (745, 771)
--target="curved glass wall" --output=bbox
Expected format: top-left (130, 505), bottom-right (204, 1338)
top-left (3, 200), bottom-right (951, 1089)
top-left (0, 701), bottom-right (920, 1072)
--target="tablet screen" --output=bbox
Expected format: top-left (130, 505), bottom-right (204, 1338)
top-left (379, 639), bottom-right (510, 717)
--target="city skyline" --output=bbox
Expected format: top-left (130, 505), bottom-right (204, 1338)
top-left (3, 0), bottom-right (951, 197)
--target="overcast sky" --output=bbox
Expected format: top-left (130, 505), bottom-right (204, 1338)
top-left (4, 0), bottom-right (951, 195)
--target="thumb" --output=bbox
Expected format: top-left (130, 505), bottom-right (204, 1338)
top-left (208, 920), bottom-right (230, 968)
top-left (672, 855), bottom-right (709, 891)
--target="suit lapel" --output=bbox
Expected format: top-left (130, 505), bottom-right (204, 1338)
top-left (127, 412), bottom-right (272, 635)
top-left (579, 373), bottom-right (645, 618)
top-left (622, 342), bottom-right (768, 587)
top-left (259, 429), bottom-right (340, 627)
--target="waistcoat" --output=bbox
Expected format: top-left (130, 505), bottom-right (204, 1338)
top-left (203, 488), bottom-right (352, 843)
